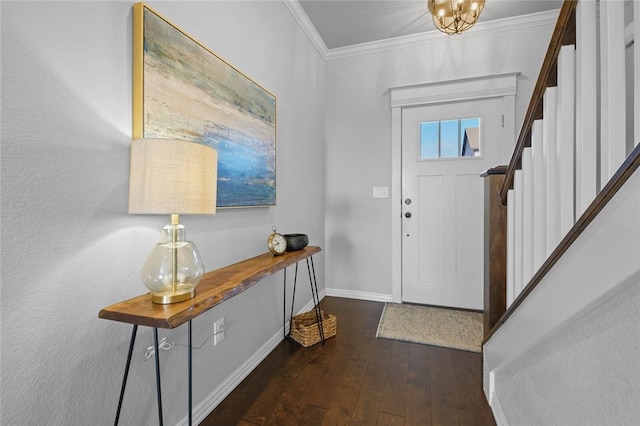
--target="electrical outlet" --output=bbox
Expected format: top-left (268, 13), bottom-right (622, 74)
top-left (213, 318), bottom-right (225, 345)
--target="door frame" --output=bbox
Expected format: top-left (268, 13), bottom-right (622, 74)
top-left (389, 72), bottom-right (519, 303)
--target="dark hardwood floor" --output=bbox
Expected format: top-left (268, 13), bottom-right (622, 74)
top-left (201, 297), bottom-right (495, 425)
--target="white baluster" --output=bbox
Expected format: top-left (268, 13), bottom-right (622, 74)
top-left (507, 188), bottom-right (515, 307)
top-left (557, 44), bottom-right (576, 237)
top-left (514, 170), bottom-right (524, 297)
top-left (575, 0), bottom-right (598, 216)
top-left (635, 0), bottom-right (640, 148)
top-left (544, 87), bottom-right (560, 256)
top-left (522, 148), bottom-right (534, 286)
top-left (599, 0), bottom-right (627, 185)
top-left (532, 120), bottom-right (546, 272)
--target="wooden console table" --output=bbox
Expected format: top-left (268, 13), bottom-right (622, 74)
top-left (100, 246), bottom-right (322, 426)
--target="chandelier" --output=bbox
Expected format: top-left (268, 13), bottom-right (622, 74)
top-left (428, 0), bottom-right (485, 35)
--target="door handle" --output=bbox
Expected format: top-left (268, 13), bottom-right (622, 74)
top-left (405, 212), bottom-right (412, 218)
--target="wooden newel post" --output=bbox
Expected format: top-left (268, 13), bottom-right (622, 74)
top-left (481, 166), bottom-right (508, 339)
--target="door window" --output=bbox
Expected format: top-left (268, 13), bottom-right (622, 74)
top-left (420, 118), bottom-right (481, 159)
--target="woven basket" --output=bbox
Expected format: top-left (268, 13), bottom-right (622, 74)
top-left (290, 310), bottom-right (337, 347)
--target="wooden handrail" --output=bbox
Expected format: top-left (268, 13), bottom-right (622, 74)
top-left (499, 0), bottom-right (578, 205)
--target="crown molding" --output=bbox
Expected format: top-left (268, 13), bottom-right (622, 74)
top-left (282, 0), bottom-right (328, 59)
top-left (326, 9), bottom-right (560, 61)
top-left (285, 2), bottom-right (560, 62)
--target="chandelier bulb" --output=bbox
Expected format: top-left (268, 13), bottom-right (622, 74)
top-left (428, 0), bottom-right (485, 35)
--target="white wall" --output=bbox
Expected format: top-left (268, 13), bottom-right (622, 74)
top-left (324, 16), bottom-right (556, 299)
top-left (0, 1), bottom-right (325, 424)
top-left (496, 276), bottom-right (640, 425)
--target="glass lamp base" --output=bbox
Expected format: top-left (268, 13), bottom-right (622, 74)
top-left (151, 284), bottom-right (196, 304)
top-left (142, 218), bottom-right (205, 305)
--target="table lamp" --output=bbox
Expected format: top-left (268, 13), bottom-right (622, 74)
top-left (129, 138), bottom-right (217, 304)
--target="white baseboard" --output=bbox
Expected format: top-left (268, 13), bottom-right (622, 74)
top-left (325, 287), bottom-right (392, 303)
top-left (490, 392), bottom-right (508, 426)
top-left (179, 295), bottom-right (321, 426)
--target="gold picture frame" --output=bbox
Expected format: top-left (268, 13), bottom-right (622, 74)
top-left (133, 3), bottom-right (277, 207)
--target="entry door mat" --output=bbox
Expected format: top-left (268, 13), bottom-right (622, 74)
top-left (376, 302), bottom-right (483, 353)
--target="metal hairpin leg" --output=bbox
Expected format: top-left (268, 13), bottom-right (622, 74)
top-left (153, 328), bottom-right (164, 426)
top-left (113, 326), bottom-right (164, 426)
top-left (115, 323), bottom-right (190, 426)
top-left (283, 266), bottom-right (287, 338)
top-left (283, 256), bottom-right (324, 345)
top-left (114, 325), bottom-right (138, 426)
top-left (307, 256), bottom-right (325, 345)
top-left (286, 262), bottom-right (299, 337)
top-left (283, 263), bottom-right (298, 338)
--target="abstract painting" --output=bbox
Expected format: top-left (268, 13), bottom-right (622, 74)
top-left (133, 3), bottom-right (276, 207)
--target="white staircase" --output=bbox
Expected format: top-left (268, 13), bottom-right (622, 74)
top-left (484, 1), bottom-right (640, 424)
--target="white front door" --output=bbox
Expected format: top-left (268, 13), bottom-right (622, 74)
top-left (401, 97), bottom-right (505, 310)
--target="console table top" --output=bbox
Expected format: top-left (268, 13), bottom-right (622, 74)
top-left (99, 246), bottom-right (321, 329)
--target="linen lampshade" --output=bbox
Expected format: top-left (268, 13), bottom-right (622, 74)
top-left (129, 138), bottom-right (217, 215)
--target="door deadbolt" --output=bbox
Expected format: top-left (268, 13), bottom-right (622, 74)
top-left (404, 198), bottom-right (412, 205)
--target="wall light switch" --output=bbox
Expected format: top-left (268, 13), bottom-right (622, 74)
top-left (373, 186), bottom-right (389, 199)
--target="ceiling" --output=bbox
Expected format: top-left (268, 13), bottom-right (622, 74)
top-left (298, 0), bottom-right (563, 49)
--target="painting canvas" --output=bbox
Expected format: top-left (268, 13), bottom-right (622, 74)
top-left (133, 3), bottom-right (276, 207)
